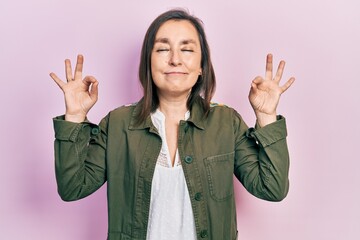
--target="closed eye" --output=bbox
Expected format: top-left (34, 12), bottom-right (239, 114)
top-left (182, 49), bottom-right (194, 52)
top-left (156, 49), bottom-right (169, 52)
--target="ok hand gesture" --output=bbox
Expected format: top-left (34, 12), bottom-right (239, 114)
top-left (50, 55), bottom-right (99, 123)
top-left (248, 54), bottom-right (295, 127)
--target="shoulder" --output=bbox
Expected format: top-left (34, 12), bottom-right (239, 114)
top-left (210, 102), bottom-right (228, 108)
top-left (97, 102), bottom-right (141, 130)
top-left (209, 102), bottom-right (234, 114)
top-left (208, 101), bottom-right (245, 122)
top-left (112, 101), bottom-right (138, 113)
top-left (106, 101), bottom-right (139, 121)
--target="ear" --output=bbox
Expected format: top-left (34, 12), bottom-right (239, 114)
top-left (199, 68), bottom-right (202, 75)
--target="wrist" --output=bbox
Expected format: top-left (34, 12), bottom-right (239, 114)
top-left (255, 111), bottom-right (277, 128)
top-left (65, 113), bottom-right (86, 123)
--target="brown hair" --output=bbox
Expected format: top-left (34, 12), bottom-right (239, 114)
top-left (137, 9), bottom-right (216, 123)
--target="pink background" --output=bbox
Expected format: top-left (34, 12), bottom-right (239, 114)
top-left (1, 0), bottom-right (359, 239)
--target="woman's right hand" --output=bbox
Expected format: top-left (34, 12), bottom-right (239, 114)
top-left (50, 55), bottom-right (99, 123)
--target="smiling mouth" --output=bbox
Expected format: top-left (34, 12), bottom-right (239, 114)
top-left (165, 72), bottom-right (188, 75)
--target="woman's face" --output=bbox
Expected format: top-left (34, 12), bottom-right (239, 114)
top-left (151, 20), bottom-right (202, 98)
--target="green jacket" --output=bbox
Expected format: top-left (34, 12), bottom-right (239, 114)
top-left (53, 99), bottom-right (290, 240)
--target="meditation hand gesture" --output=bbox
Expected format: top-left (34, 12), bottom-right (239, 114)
top-left (249, 54), bottom-right (295, 127)
top-left (50, 55), bottom-right (99, 123)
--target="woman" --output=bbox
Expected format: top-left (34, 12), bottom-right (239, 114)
top-left (50, 9), bottom-right (295, 240)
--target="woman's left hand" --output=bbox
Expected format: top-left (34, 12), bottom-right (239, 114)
top-left (248, 54), bottom-right (295, 127)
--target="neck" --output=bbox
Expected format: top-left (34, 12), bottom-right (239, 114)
top-left (157, 93), bottom-right (189, 120)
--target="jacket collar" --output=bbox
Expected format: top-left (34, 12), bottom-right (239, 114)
top-left (186, 98), bottom-right (205, 130)
top-left (128, 97), bottom-right (206, 131)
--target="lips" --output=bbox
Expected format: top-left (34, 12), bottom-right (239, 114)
top-left (164, 71), bottom-right (188, 75)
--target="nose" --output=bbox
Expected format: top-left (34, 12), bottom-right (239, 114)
top-left (168, 50), bottom-right (182, 66)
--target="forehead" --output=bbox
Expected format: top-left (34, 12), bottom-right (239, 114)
top-left (155, 20), bottom-right (200, 43)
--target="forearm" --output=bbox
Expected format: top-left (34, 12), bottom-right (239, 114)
top-left (235, 116), bottom-right (290, 201)
top-left (253, 133), bottom-right (289, 201)
top-left (53, 116), bottom-right (106, 201)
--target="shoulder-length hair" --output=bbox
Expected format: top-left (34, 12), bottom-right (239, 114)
top-left (136, 9), bottom-right (216, 124)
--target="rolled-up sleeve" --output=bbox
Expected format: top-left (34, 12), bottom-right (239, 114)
top-left (234, 113), bottom-right (290, 202)
top-left (53, 115), bottom-right (107, 201)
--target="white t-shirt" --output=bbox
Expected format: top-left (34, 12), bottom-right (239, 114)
top-left (146, 109), bottom-right (197, 240)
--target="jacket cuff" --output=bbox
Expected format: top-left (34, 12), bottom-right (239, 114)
top-left (53, 115), bottom-right (95, 142)
top-left (246, 115), bottom-right (287, 147)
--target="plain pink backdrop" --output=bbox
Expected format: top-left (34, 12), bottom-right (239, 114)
top-left (1, 0), bottom-right (359, 239)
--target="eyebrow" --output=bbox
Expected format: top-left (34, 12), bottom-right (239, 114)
top-left (154, 38), bottom-right (197, 45)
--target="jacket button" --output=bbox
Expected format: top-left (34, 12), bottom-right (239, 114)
top-left (195, 192), bottom-right (202, 201)
top-left (184, 156), bottom-right (193, 164)
top-left (200, 230), bottom-right (208, 238)
top-left (91, 127), bottom-right (99, 135)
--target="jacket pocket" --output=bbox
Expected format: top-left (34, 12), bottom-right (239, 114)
top-left (204, 152), bottom-right (235, 201)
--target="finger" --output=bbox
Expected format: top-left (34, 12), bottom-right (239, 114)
top-left (280, 77), bottom-right (295, 93)
top-left (49, 72), bottom-right (65, 89)
top-left (83, 75), bottom-right (97, 86)
top-left (84, 76), bottom-right (99, 100)
top-left (252, 76), bottom-right (263, 85)
top-left (249, 83), bottom-right (256, 96)
top-left (274, 60), bottom-right (285, 83)
top-left (265, 53), bottom-right (273, 80)
top-left (74, 54), bottom-right (84, 80)
top-left (65, 59), bottom-right (73, 82)
top-left (250, 82), bottom-right (258, 91)
top-left (90, 80), bottom-right (99, 101)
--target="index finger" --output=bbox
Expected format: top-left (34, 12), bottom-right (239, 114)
top-left (265, 53), bottom-right (273, 80)
top-left (280, 77), bottom-right (295, 93)
top-left (50, 72), bottom-right (65, 89)
top-left (74, 54), bottom-right (84, 80)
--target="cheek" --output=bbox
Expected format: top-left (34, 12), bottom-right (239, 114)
top-left (151, 54), bottom-right (167, 71)
top-left (150, 55), bottom-right (156, 70)
top-left (184, 56), bottom-right (201, 71)
top-left (193, 53), bottom-right (202, 70)
top-left (150, 60), bottom-right (162, 84)
top-left (150, 58), bottom-right (160, 79)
